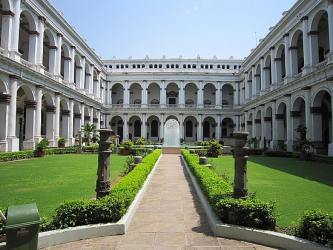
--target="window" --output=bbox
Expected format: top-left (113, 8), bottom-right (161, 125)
top-left (227, 65), bottom-right (230, 69)
top-left (188, 64), bottom-right (191, 68)
top-left (193, 64), bottom-right (196, 69)
top-left (217, 65), bottom-right (221, 69)
top-left (210, 65), bottom-right (213, 69)
top-left (116, 65), bottom-right (119, 69)
top-left (186, 121), bottom-right (193, 137)
top-left (125, 64), bottom-right (129, 68)
top-left (171, 64), bottom-right (174, 68)
top-left (142, 64), bottom-right (145, 68)
top-left (183, 64), bottom-right (186, 68)
top-left (151, 120), bottom-right (158, 137)
top-left (205, 64), bottom-right (208, 69)
top-left (201, 64), bottom-right (204, 69)
top-left (121, 64), bottom-right (124, 69)
top-left (133, 64), bottom-right (136, 69)
top-left (222, 65), bottom-right (225, 69)
top-left (176, 64), bottom-right (179, 68)
top-left (234, 65), bottom-right (237, 69)
top-left (149, 64), bottom-right (153, 68)
top-left (166, 64), bottom-right (170, 68)
top-left (159, 64), bottom-right (162, 68)
top-left (154, 64), bottom-right (158, 68)
top-left (137, 64), bottom-right (141, 68)
top-left (109, 65), bottom-right (112, 68)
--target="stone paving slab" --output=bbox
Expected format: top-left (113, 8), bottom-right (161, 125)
top-left (43, 155), bottom-right (278, 250)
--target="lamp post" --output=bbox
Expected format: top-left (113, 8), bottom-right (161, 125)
top-left (231, 132), bottom-right (249, 199)
top-left (96, 129), bottom-right (115, 199)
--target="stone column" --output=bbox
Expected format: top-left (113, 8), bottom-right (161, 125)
top-left (197, 114), bottom-right (203, 141)
top-left (56, 33), bottom-right (63, 76)
top-left (124, 81), bottom-right (129, 108)
top-left (37, 16), bottom-right (46, 68)
top-left (329, 93), bottom-right (333, 156)
top-left (96, 129), bottom-right (114, 199)
top-left (63, 57), bottom-right (71, 82)
top-left (215, 81), bottom-right (222, 108)
top-left (23, 101), bottom-right (36, 150)
top-left (252, 111), bottom-right (255, 139)
top-left (89, 106), bottom-right (94, 124)
top-left (216, 115), bottom-right (221, 140)
top-left (0, 94), bottom-right (10, 152)
top-left (283, 33), bottom-right (292, 81)
top-left (198, 81), bottom-right (204, 108)
top-left (304, 88), bottom-right (312, 140)
top-left (10, 0), bottom-right (21, 60)
top-left (286, 95), bottom-right (293, 151)
top-left (141, 80), bottom-right (148, 108)
top-left (54, 93), bottom-right (61, 141)
top-left (48, 47), bottom-right (57, 75)
top-left (328, 0), bottom-right (333, 62)
top-left (309, 31), bottom-right (319, 66)
top-left (69, 99), bottom-right (74, 145)
top-left (96, 110), bottom-right (101, 130)
top-left (141, 114), bottom-right (147, 138)
top-left (89, 64), bottom-right (94, 94)
top-left (34, 86), bottom-right (43, 143)
top-left (123, 114), bottom-right (129, 140)
top-left (80, 56), bottom-right (86, 89)
top-left (160, 113), bottom-right (164, 141)
top-left (70, 46), bottom-right (76, 83)
top-left (244, 112), bottom-right (248, 133)
top-left (7, 75), bottom-right (19, 151)
top-left (232, 132), bottom-right (249, 199)
top-left (0, 8), bottom-right (14, 53)
top-left (302, 17), bottom-right (311, 73)
top-left (270, 46), bottom-right (277, 88)
top-left (28, 31), bottom-right (39, 64)
top-left (251, 67), bottom-right (256, 98)
top-left (244, 72), bottom-right (249, 101)
top-left (160, 80), bottom-right (166, 107)
top-left (45, 105), bottom-right (56, 146)
top-left (260, 106), bottom-right (265, 148)
top-left (179, 114), bottom-right (184, 141)
top-left (234, 82), bottom-right (239, 105)
top-left (260, 58), bottom-right (265, 94)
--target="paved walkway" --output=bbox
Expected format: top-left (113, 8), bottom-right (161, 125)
top-left (44, 154), bottom-right (276, 250)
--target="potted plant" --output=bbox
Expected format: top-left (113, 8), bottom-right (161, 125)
top-left (207, 139), bottom-right (223, 158)
top-left (58, 137), bottom-right (66, 148)
top-left (120, 140), bottom-right (133, 155)
top-left (35, 138), bottom-right (50, 157)
top-left (296, 125), bottom-right (313, 161)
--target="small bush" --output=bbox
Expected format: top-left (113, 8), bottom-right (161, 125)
top-left (129, 147), bottom-right (150, 157)
top-left (121, 140), bottom-right (133, 149)
top-left (296, 210), bottom-right (333, 247)
top-left (0, 151), bottom-right (34, 162)
top-left (35, 138), bottom-right (50, 152)
top-left (215, 198), bottom-right (276, 230)
top-left (207, 140), bottom-right (223, 157)
top-left (45, 147), bottom-right (81, 155)
top-left (134, 137), bottom-right (146, 145)
top-left (82, 143), bottom-right (99, 153)
top-left (263, 151), bottom-right (296, 158)
top-left (121, 156), bottom-right (135, 176)
top-left (45, 149), bottom-right (161, 230)
top-left (58, 137), bottom-right (66, 148)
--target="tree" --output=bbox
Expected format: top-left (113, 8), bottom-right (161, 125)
top-left (80, 123), bottom-right (99, 146)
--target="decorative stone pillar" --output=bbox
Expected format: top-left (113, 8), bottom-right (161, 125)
top-left (179, 114), bottom-right (184, 141)
top-left (7, 75), bottom-right (19, 151)
top-left (96, 129), bottom-right (114, 199)
top-left (37, 16), bottom-right (46, 68)
top-left (96, 110), bottom-right (101, 130)
top-left (80, 56), bottom-right (86, 90)
top-left (23, 101), bottom-right (37, 150)
top-left (89, 64), bottom-right (94, 94)
top-left (197, 114), bottom-right (203, 141)
top-left (89, 106), bottom-right (94, 124)
top-left (309, 31), bottom-right (319, 66)
top-left (124, 81), bottom-right (129, 108)
top-left (45, 105), bottom-right (56, 146)
top-left (286, 95), bottom-right (293, 152)
top-left (0, 94), bottom-right (10, 152)
top-left (123, 114), bottom-right (129, 140)
top-left (260, 58), bottom-right (265, 94)
top-left (283, 33), bottom-right (292, 81)
top-left (28, 31), bottom-right (39, 64)
top-left (327, 0), bottom-right (333, 62)
top-left (270, 46), bottom-right (277, 88)
top-left (215, 81), bottom-right (222, 108)
top-left (232, 132), bottom-right (249, 199)
top-left (160, 80), bottom-right (166, 107)
top-left (260, 106), bottom-right (265, 148)
top-left (69, 99), bottom-right (74, 145)
top-left (141, 81), bottom-right (148, 108)
top-left (216, 115), bottom-right (221, 140)
top-left (233, 82), bottom-right (239, 105)
top-left (160, 113), bottom-right (164, 141)
top-left (198, 81), bottom-right (204, 108)
top-left (48, 46), bottom-right (57, 75)
top-left (251, 66), bottom-right (256, 98)
top-left (56, 33), bottom-right (63, 77)
top-left (34, 86), bottom-right (43, 143)
top-left (10, 0), bottom-right (21, 60)
top-left (329, 93), bottom-right (333, 156)
top-left (301, 17), bottom-right (311, 73)
top-left (141, 114), bottom-right (147, 139)
top-left (244, 72), bottom-right (249, 102)
top-left (70, 46), bottom-right (76, 83)
top-left (54, 93), bottom-right (61, 141)
top-left (0, 7), bottom-right (14, 53)
top-left (61, 109), bottom-right (71, 144)
top-left (179, 81), bottom-right (185, 108)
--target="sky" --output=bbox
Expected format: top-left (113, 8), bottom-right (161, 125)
top-left (49, 0), bottom-right (296, 60)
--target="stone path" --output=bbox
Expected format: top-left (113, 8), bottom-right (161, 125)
top-left (44, 154), bottom-right (277, 250)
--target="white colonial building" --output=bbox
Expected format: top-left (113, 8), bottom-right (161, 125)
top-left (0, 0), bottom-right (332, 155)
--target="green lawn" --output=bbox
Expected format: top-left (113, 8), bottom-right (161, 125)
top-left (0, 154), bottom-right (128, 218)
top-left (209, 155), bottom-right (333, 227)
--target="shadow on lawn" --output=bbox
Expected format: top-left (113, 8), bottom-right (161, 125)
top-left (249, 156), bottom-right (333, 188)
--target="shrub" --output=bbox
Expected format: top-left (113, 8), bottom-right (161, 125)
top-left (45, 147), bottom-right (81, 155)
top-left (129, 147), bottom-right (150, 157)
top-left (181, 149), bottom-right (276, 230)
top-left (0, 150), bottom-right (34, 162)
top-left (121, 140), bottom-right (133, 149)
top-left (134, 137), bottom-right (146, 145)
top-left (0, 207), bottom-right (5, 236)
top-left (247, 149), bottom-right (264, 155)
top-left (45, 149), bottom-right (161, 230)
top-left (207, 140), bottom-right (223, 157)
top-left (263, 151), bottom-right (296, 158)
top-left (36, 138), bottom-right (50, 152)
top-left (215, 198), bottom-right (276, 230)
top-left (121, 156), bottom-right (135, 176)
top-left (82, 143), bottom-right (99, 153)
top-left (58, 137), bottom-right (66, 148)
top-left (296, 210), bottom-right (333, 247)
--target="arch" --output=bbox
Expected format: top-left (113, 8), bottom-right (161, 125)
top-left (18, 10), bottom-right (38, 62)
top-left (276, 102), bottom-right (287, 150)
top-left (147, 82), bottom-right (160, 105)
top-left (264, 106), bottom-right (273, 146)
top-left (221, 117), bottom-right (234, 137)
top-left (129, 83), bottom-right (142, 105)
top-left (184, 116), bottom-right (198, 142)
top-left (255, 110), bottom-right (262, 142)
top-left (292, 97), bottom-right (306, 142)
top-left (255, 64), bottom-right (261, 95)
top-left (128, 115), bottom-right (141, 139)
top-left (147, 115), bottom-right (160, 140)
top-left (61, 44), bottom-right (71, 81)
top-left (247, 70), bottom-right (253, 98)
top-left (290, 29), bottom-right (304, 75)
top-left (165, 115), bottom-right (179, 123)
top-left (222, 84), bottom-right (234, 106)
top-left (74, 54), bottom-right (82, 87)
top-left (264, 55), bottom-right (272, 90)
top-left (0, 0), bottom-right (12, 49)
top-left (310, 10), bottom-right (330, 64)
top-left (247, 112), bottom-right (254, 138)
top-left (40, 92), bottom-right (54, 142)
top-left (185, 82), bottom-right (198, 107)
top-left (164, 118), bottom-right (180, 146)
top-left (275, 44), bottom-right (286, 83)
top-left (42, 29), bottom-right (56, 72)
top-left (312, 90), bottom-right (332, 155)
top-left (110, 116), bottom-right (124, 142)
top-left (111, 83), bottom-right (124, 105)
top-left (203, 83), bottom-right (216, 106)
top-left (202, 116), bottom-right (216, 140)
top-left (166, 83), bottom-right (179, 106)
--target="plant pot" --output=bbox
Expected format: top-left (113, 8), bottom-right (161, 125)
top-left (35, 150), bottom-right (45, 157)
top-left (58, 144), bottom-right (65, 148)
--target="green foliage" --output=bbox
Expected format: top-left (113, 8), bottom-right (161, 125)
top-left (207, 139), bottom-right (223, 157)
top-left (0, 150), bottom-right (34, 162)
top-left (45, 147), bottom-right (81, 155)
top-left (58, 137), bottom-right (66, 148)
top-left (181, 149), bottom-right (276, 230)
top-left (121, 140), bottom-right (133, 149)
top-left (121, 156), bottom-right (135, 176)
top-left (45, 149), bottom-right (161, 230)
top-left (80, 123), bottom-right (99, 146)
top-left (134, 137), bottom-right (146, 145)
top-left (215, 198), bottom-right (276, 230)
top-left (263, 151), bottom-right (296, 158)
top-left (247, 149), bottom-right (264, 155)
top-left (0, 207), bottom-right (5, 236)
top-left (296, 210), bottom-right (333, 247)
top-left (36, 138), bottom-right (50, 151)
top-left (82, 143), bottom-right (99, 153)
top-left (130, 147), bottom-right (151, 157)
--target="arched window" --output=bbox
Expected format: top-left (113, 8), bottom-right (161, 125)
top-left (134, 120), bottom-right (141, 137)
top-left (186, 121), bottom-right (193, 137)
top-left (151, 120), bottom-right (158, 137)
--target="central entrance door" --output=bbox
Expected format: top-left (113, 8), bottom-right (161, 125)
top-left (164, 119), bottom-right (180, 147)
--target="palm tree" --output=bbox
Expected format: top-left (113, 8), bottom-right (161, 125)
top-left (80, 123), bottom-right (99, 146)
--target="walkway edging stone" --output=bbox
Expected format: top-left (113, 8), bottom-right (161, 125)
top-left (0, 155), bottom-right (162, 250)
top-left (180, 155), bottom-right (330, 250)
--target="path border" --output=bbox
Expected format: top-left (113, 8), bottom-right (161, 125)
top-left (0, 155), bottom-right (162, 250)
top-left (180, 155), bottom-right (330, 250)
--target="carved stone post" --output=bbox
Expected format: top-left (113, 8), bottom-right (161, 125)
top-left (96, 129), bottom-right (115, 199)
top-left (232, 132), bottom-right (249, 199)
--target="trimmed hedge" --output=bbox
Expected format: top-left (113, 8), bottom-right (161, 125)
top-left (43, 149), bottom-right (161, 230)
top-left (296, 210), bottom-right (333, 247)
top-left (0, 150), bottom-right (34, 162)
top-left (263, 151), bottom-right (297, 158)
top-left (181, 149), bottom-right (276, 230)
top-left (45, 147), bottom-right (81, 155)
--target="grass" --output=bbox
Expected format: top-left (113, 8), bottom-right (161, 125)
top-left (0, 154), bottom-right (128, 218)
top-left (209, 155), bottom-right (333, 227)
